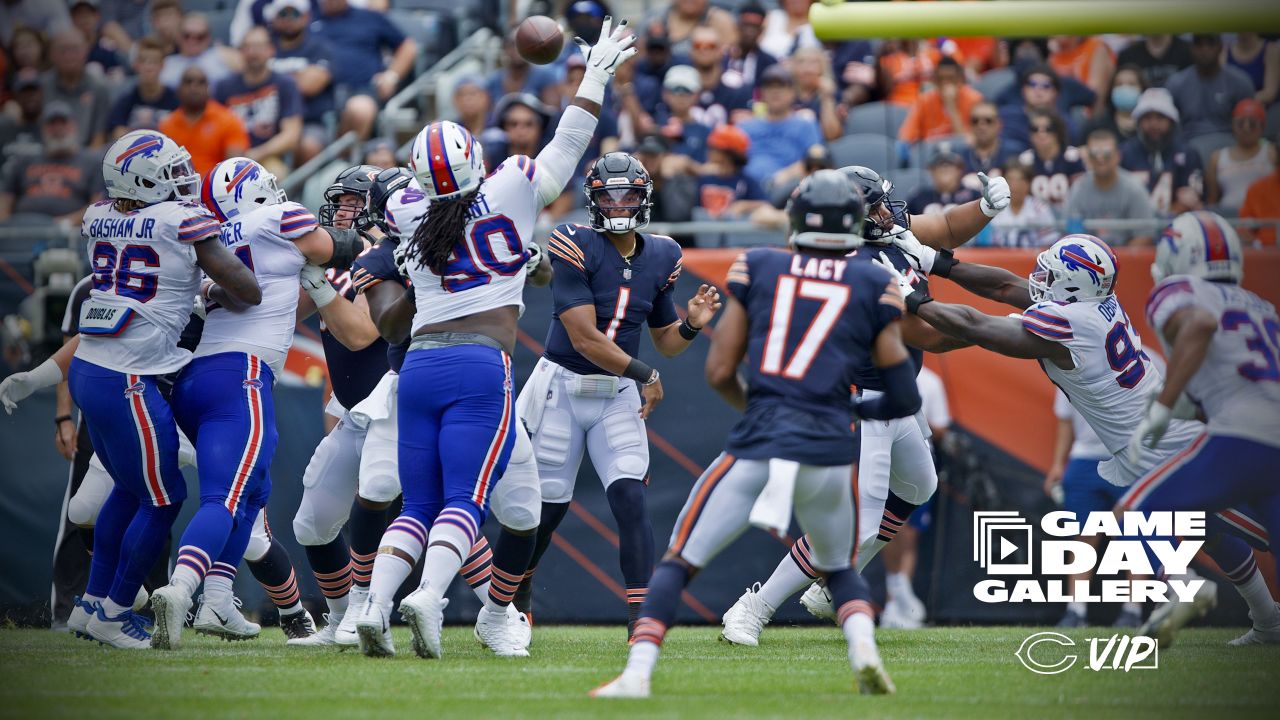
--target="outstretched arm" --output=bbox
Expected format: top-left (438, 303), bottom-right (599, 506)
top-left (946, 260), bottom-right (1033, 310)
top-left (916, 300), bottom-right (1071, 365)
top-left (909, 172), bottom-right (1010, 250)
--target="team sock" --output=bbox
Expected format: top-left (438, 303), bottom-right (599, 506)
top-left (827, 568), bottom-right (879, 669)
top-left (459, 536), bottom-right (494, 603)
top-left (348, 499), bottom-right (388, 590)
top-left (368, 515), bottom-right (426, 603)
top-left (101, 597), bottom-right (130, 618)
top-left (515, 501), bottom-right (570, 614)
top-left (203, 562), bottom-right (237, 606)
top-left (172, 502), bottom-right (236, 596)
top-left (487, 529), bottom-right (536, 611)
top-left (248, 537), bottom-right (304, 616)
top-left (305, 538), bottom-right (354, 617)
top-left (622, 560), bottom-right (690, 680)
top-left (857, 493), bottom-right (920, 572)
top-left (608, 479), bottom-right (654, 634)
top-left (758, 536), bottom-right (819, 611)
top-left (419, 506), bottom-right (480, 601)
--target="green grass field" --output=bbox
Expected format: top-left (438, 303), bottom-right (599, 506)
top-left (0, 625), bottom-right (1276, 719)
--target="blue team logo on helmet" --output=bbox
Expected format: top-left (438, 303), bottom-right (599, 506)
top-left (227, 160), bottom-right (262, 203)
top-left (1058, 243), bottom-right (1106, 286)
top-left (115, 133), bottom-right (165, 173)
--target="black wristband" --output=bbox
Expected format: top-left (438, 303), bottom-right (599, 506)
top-left (623, 357), bottom-right (657, 385)
top-left (905, 289), bottom-right (934, 315)
top-left (54, 415), bottom-right (73, 426)
top-left (932, 248), bottom-right (958, 278)
top-left (678, 317), bottom-right (701, 341)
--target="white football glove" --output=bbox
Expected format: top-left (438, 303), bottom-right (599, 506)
top-left (886, 229), bottom-right (938, 275)
top-left (574, 16), bottom-right (638, 104)
top-left (0, 358), bottom-right (63, 414)
top-left (300, 263), bottom-right (337, 308)
top-left (1128, 390), bottom-right (1173, 463)
top-left (524, 242), bottom-right (543, 273)
top-left (393, 240), bottom-right (411, 280)
top-left (872, 252), bottom-right (915, 297)
top-left (979, 172), bottom-right (1011, 218)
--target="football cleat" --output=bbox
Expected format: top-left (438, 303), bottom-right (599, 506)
top-left (289, 613), bottom-right (341, 646)
top-left (194, 597), bottom-right (261, 641)
top-left (87, 604), bottom-right (153, 650)
top-left (280, 609), bottom-right (317, 640)
top-left (149, 584), bottom-right (193, 650)
top-left (1112, 606), bottom-right (1143, 629)
top-left (510, 605), bottom-right (532, 651)
top-left (1137, 578), bottom-right (1217, 648)
top-left (68, 596), bottom-right (96, 639)
top-left (589, 673), bottom-right (651, 699)
top-left (334, 586), bottom-right (367, 647)
top-left (132, 585), bottom-right (150, 613)
top-left (720, 583), bottom-right (774, 647)
top-left (851, 641), bottom-right (896, 695)
top-left (474, 604), bottom-right (529, 657)
top-left (355, 593), bottom-right (395, 657)
top-left (398, 586), bottom-right (447, 659)
top-left (880, 598), bottom-right (924, 630)
top-left (1228, 603), bottom-right (1280, 646)
top-left (800, 583), bottom-right (836, 621)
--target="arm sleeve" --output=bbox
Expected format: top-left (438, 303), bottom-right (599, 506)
top-left (546, 226), bottom-right (595, 313)
top-left (532, 105), bottom-right (600, 208)
top-left (875, 274), bottom-right (906, 331)
top-left (1021, 303), bottom-right (1074, 342)
top-left (726, 251), bottom-right (751, 303)
top-left (855, 359), bottom-right (923, 420)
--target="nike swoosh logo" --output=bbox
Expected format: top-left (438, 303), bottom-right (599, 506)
top-left (210, 607), bottom-right (228, 625)
top-left (566, 226), bottom-right (576, 235)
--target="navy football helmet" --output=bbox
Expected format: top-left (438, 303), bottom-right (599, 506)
top-left (840, 165), bottom-right (910, 241)
top-left (786, 169), bottom-right (866, 251)
top-left (585, 152), bottom-right (653, 234)
top-left (368, 166), bottom-right (415, 232)
top-left (318, 164), bottom-right (381, 230)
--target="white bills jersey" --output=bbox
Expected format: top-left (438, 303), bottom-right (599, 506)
top-left (1021, 295), bottom-right (1202, 485)
top-left (195, 201), bottom-right (315, 376)
top-left (1147, 275), bottom-right (1280, 448)
top-left (386, 157), bottom-right (538, 331)
top-left (76, 199), bottom-right (219, 375)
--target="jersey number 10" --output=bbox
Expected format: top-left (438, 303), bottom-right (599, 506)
top-left (761, 276), bottom-right (850, 379)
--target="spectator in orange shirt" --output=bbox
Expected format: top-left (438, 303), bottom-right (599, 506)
top-left (899, 57), bottom-right (984, 144)
top-left (878, 40), bottom-right (963, 108)
top-left (158, 65), bottom-right (250, 178)
top-left (1239, 148), bottom-right (1280, 246)
top-left (1050, 36), bottom-right (1115, 114)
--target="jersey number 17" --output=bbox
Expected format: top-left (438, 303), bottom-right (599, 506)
top-left (761, 276), bottom-right (850, 380)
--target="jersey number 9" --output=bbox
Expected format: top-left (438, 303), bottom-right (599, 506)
top-left (92, 241), bottom-right (160, 303)
top-left (442, 215), bottom-right (526, 292)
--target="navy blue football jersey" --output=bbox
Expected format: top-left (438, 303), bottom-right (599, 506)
top-left (321, 262), bottom-right (389, 407)
top-left (543, 223), bottom-right (683, 376)
top-left (1119, 138), bottom-right (1203, 214)
top-left (848, 242), bottom-right (925, 390)
top-left (350, 236), bottom-right (410, 372)
top-left (724, 248), bottom-right (903, 466)
top-left (1019, 147), bottom-right (1086, 211)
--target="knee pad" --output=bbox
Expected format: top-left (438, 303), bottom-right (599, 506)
top-left (358, 419), bottom-right (400, 503)
top-left (597, 412), bottom-right (649, 482)
top-left (244, 511), bottom-right (272, 563)
top-left (492, 454), bottom-right (542, 532)
top-left (292, 501), bottom-right (343, 546)
top-left (68, 455), bottom-right (113, 526)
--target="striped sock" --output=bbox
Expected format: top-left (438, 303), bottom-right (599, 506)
top-left (419, 506), bottom-right (479, 601)
top-left (348, 499), bottom-right (388, 590)
top-left (305, 539), bottom-right (354, 617)
top-left (757, 537), bottom-right (818, 610)
top-left (626, 586), bottom-right (647, 636)
top-left (460, 536), bottom-right (494, 603)
top-left (857, 493), bottom-right (920, 572)
top-left (487, 529), bottom-right (536, 610)
top-left (204, 561), bottom-right (237, 604)
top-left (368, 515), bottom-right (427, 601)
top-left (247, 539), bottom-right (303, 616)
top-left (172, 545), bottom-right (212, 596)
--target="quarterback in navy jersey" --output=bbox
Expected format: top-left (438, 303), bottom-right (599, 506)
top-left (593, 170), bottom-right (918, 699)
top-left (513, 152), bottom-right (721, 639)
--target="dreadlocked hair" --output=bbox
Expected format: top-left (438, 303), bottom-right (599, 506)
top-left (405, 182), bottom-right (484, 281)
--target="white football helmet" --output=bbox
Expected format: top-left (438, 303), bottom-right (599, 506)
top-left (102, 130), bottom-right (200, 204)
top-left (201, 157), bottom-right (285, 221)
top-left (1153, 211), bottom-right (1243, 284)
top-left (408, 120), bottom-right (485, 201)
top-left (1028, 234), bottom-right (1119, 304)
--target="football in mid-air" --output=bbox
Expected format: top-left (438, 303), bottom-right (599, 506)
top-left (515, 15), bottom-right (564, 65)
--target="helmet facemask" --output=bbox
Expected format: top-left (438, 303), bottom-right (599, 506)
top-left (590, 185), bottom-right (651, 234)
top-left (319, 188), bottom-right (373, 231)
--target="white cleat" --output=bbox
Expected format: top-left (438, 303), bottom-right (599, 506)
top-left (720, 583), bottom-right (774, 647)
top-left (800, 583), bottom-right (836, 622)
top-left (589, 673), bottom-right (651, 699)
top-left (355, 593), bottom-right (395, 657)
top-left (334, 587), bottom-right (366, 647)
top-left (149, 584), bottom-right (192, 650)
top-left (474, 605), bottom-right (529, 657)
top-left (398, 586), bottom-right (447, 659)
top-left (194, 598), bottom-right (261, 641)
top-left (851, 641), bottom-right (896, 695)
top-left (132, 586), bottom-right (150, 612)
top-left (1138, 578), bottom-right (1218, 648)
top-left (68, 596), bottom-right (96, 639)
top-left (289, 613), bottom-right (341, 646)
top-left (1229, 603), bottom-right (1280, 646)
top-left (879, 598), bottom-right (923, 630)
top-left (86, 604), bottom-right (152, 649)
top-left (509, 605), bottom-right (532, 651)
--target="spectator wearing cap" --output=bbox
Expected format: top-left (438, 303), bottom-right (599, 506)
top-left (487, 27), bottom-right (561, 112)
top-left (960, 101), bottom-right (1025, 179)
top-left (485, 92), bottom-right (553, 172)
top-left (0, 70), bottom-right (46, 161)
top-left (1117, 35), bottom-right (1192, 90)
top-left (1225, 32), bottom-right (1279, 104)
top-left (653, 65), bottom-right (710, 162)
top-left (1067, 126), bottom-right (1156, 246)
top-left (268, 0), bottom-right (335, 165)
top-left (313, 0), bottom-right (416, 140)
top-left (907, 147), bottom-right (981, 215)
top-left (984, 159), bottom-right (1056, 247)
top-left (789, 47), bottom-right (843, 141)
top-left (686, 25), bottom-right (753, 129)
top-left (450, 76), bottom-right (492, 138)
top-left (0, 0), bottom-right (71, 48)
top-left (1205, 99), bottom-right (1276, 212)
top-left (0, 101), bottom-right (103, 225)
top-left (665, 124), bottom-right (767, 221)
top-left (1119, 87), bottom-right (1202, 215)
top-left (650, 0), bottom-right (737, 58)
top-left (69, 0), bottom-right (126, 81)
top-left (229, 0), bottom-right (321, 47)
top-left (1166, 34), bottom-right (1254, 141)
top-left (159, 65), bottom-right (250, 178)
top-left (160, 12), bottom-right (243, 90)
top-left (899, 56), bottom-right (985, 145)
top-left (998, 63), bottom-right (1083, 149)
top-left (1017, 108), bottom-right (1085, 213)
top-left (725, 3), bottom-right (778, 92)
top-left (1048, 35), bottom-right (1115, 115)
top-left (1239, 136), bottom-right (1280, 246)
top-left (759, 0), bottom-right (821, 60)
top-left (559, 0), bottom-right (610, 68)
top-left (740, 65), bottom-right (821, 190)
top-left (107, 36), bottom-right (179, 141)
top-left (215, 26), bottom-right (303, 178)
top-left (41, 29), bottom-right (111, 150)
top-left (362, 137), bottom-right (395, 168)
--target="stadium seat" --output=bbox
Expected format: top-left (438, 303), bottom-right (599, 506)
top-left (388, 10), bottom-right (456, 75)
top-left (973, 67), bottom-right (1015, 101)
top-left (828, 133), bottom-right (898, 173)
top-left (845, 102), bottom-right (909, 138)
top-left (1188, 132), bottom-right (1236, 164)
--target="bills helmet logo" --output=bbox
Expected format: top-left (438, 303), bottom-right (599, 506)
top-left (115, 134), bottom-right (164, 173)
top-left (227, 160), bottom-right (261, 203)
top-left (1058, 243), bottom-right (1106, 286)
